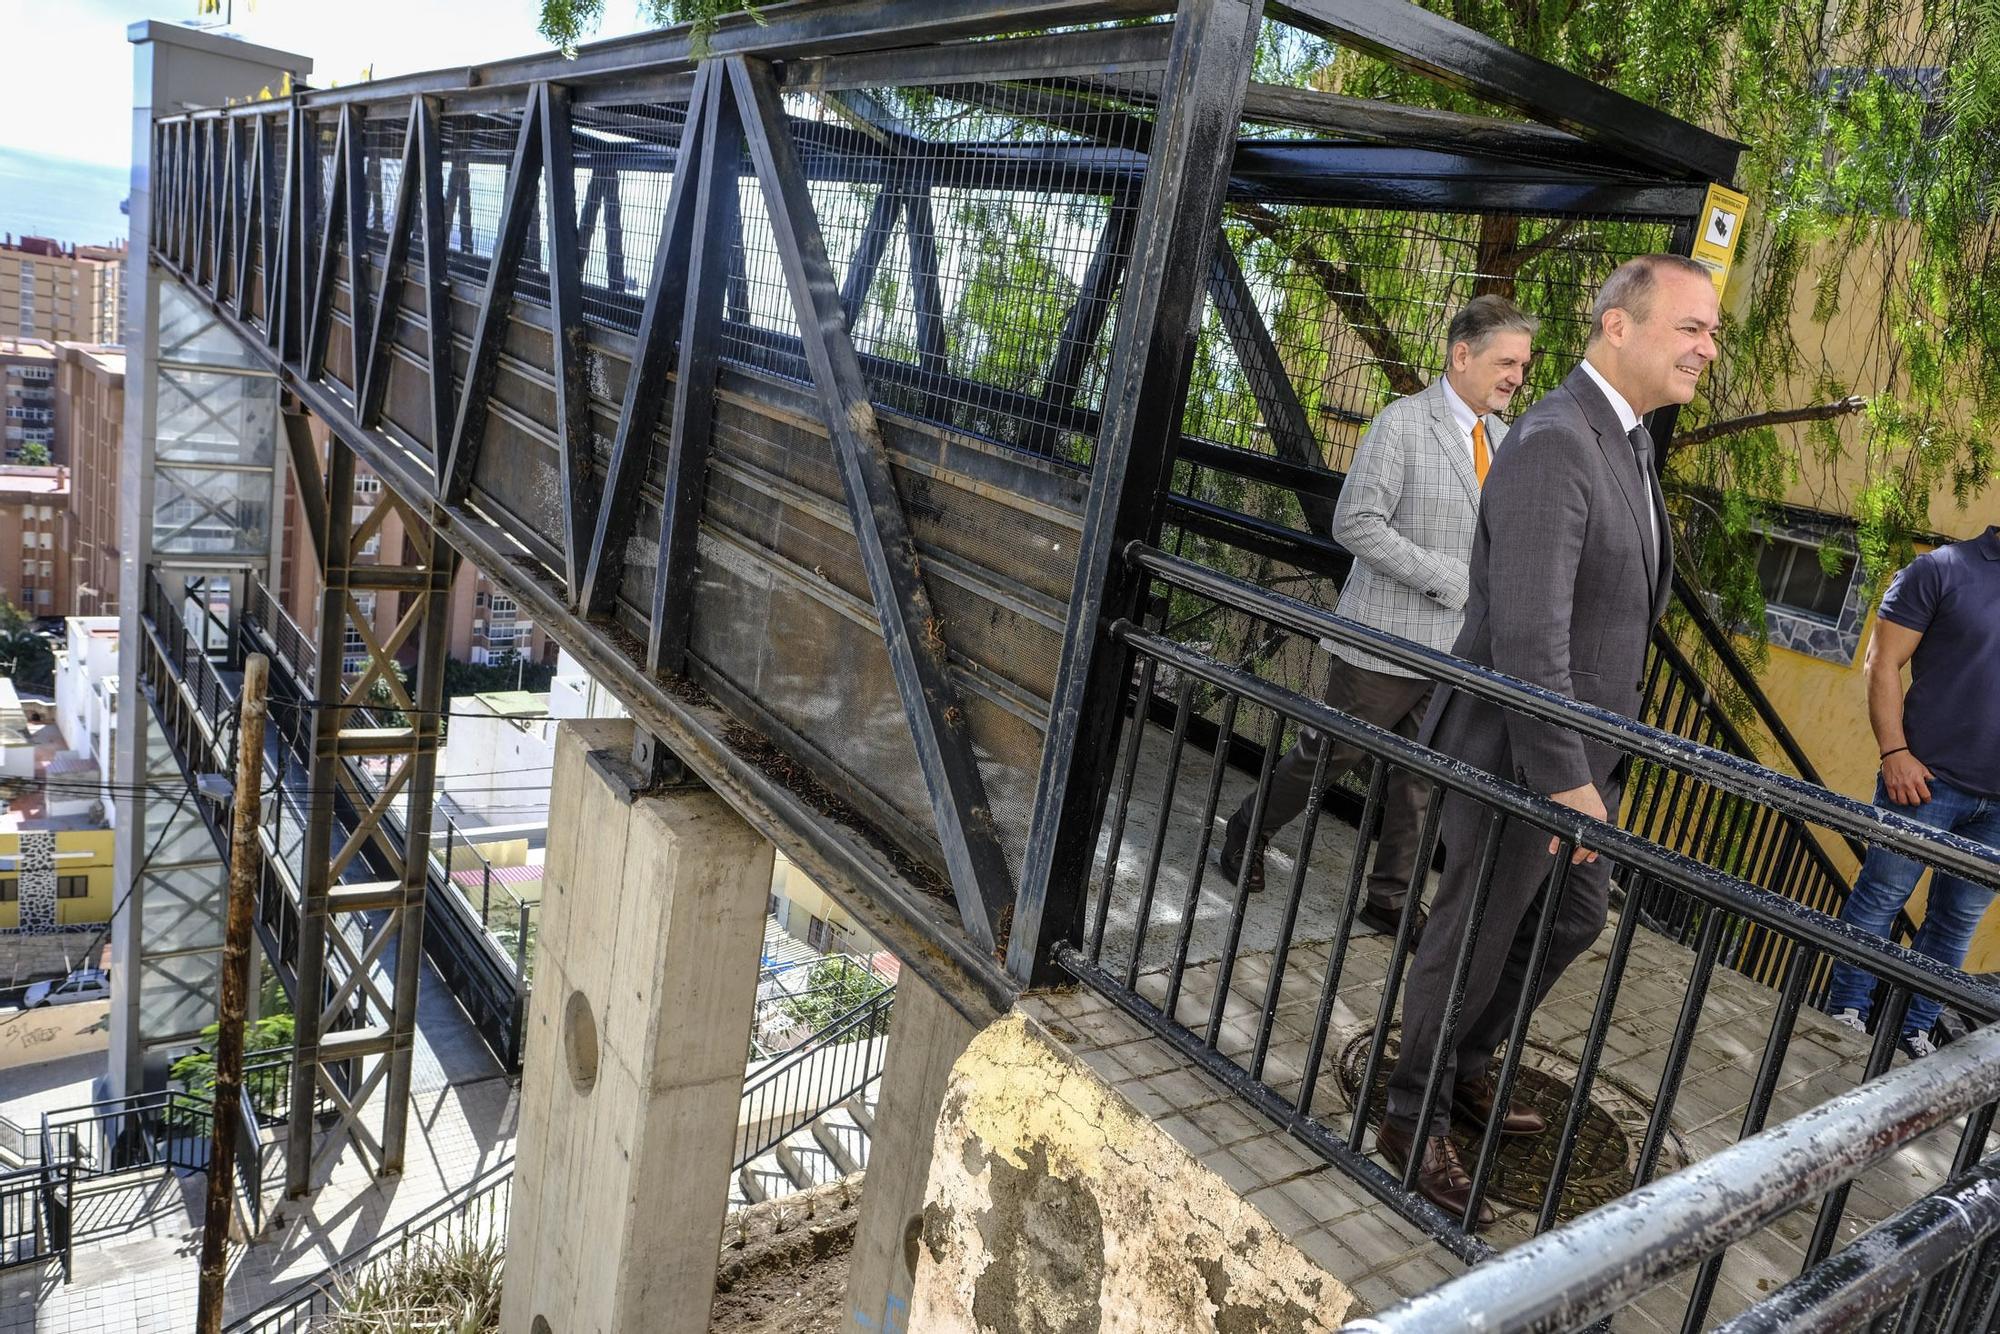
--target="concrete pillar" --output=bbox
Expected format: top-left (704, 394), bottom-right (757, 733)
top-left (501, 719), bottom-right (774, 1334)
top-left (845, 971), bottom-right (997, 1334)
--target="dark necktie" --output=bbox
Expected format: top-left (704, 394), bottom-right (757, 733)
top-left (1629, 424), bottom-right (1659, 576)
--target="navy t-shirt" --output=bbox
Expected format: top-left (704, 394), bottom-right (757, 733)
top-left (1877, 525), bottom-right (2000, 798)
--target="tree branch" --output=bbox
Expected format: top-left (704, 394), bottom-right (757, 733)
top-left (1671, 395), bottom-right (1868, 450)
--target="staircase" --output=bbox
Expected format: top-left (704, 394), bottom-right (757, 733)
top-left (730, 1082), bottom-right (879, 1208)
top-left (728, 985), bottom-right (894, 1208)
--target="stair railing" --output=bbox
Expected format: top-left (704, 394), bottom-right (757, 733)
top-left (734, 985), bottom-right (894, 1170)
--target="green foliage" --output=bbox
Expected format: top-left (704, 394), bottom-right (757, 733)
top-left (15, 443), bottom-right (51, 466)
top-left (774, 959), bottom-right (888, 1039)
top-left (537, 0), bottom-right (764, 57)
top-left (331, 1231), bottom-right (504, 1334)
top-left (170, 1013), bottom-right (296, 1107)
top-left (444, 656), bottom-right (556, 700)
top-left (0, 597), bottom-right (53, 693)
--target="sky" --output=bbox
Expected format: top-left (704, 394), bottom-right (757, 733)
top-left (0, 0), bottom-right (658, 169)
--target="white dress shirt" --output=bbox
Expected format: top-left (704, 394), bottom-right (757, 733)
top-left (1437, 372), bottom-right (1483, 463)
top-left (1579, 357), bottom-right (1659, 564)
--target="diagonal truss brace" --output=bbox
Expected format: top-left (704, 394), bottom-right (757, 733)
top-left (729, 55), bottom-right (1013, 950)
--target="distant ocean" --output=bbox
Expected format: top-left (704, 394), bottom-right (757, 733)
top-left (0, 147), bottom-right (132, 249)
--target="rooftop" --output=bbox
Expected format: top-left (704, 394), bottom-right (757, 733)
top-left (0, 339), bottom-right (57, 363)
top-left (466, 690), bottom-right (551, 720)
top-left (0, 466), bottom-right (69, 497)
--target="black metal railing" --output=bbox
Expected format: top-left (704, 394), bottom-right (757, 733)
top-left (42, 1090), bottom-right (213, 1182)
top-left (734, 986), bottom-right (894, 1170)
top-left (1346, 1023), bottom-right (2000, 1333)
top-left (0, 1158), bottom-right (70, 1279)
top-left (224, 1155), bottom-right (515, 1334)
top-left (1058, 541), bottom-right (2000, 1326)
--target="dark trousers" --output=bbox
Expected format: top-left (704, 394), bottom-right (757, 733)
top-left (1224, 655), bottom-right (1436, 909)
top-left (1383, 779), bottom-right (1622, 1137)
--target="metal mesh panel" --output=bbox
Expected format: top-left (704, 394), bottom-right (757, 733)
top-left (439, 111), bottom-right (520, 268)
top-left (570, 101), bottom-right (691, 329)
top-left (1164, 202), bottom-right (1677, 771)
top-left (719, 77), bottom-right (1162, 466)
top-left (362, 110), bottom-right (408, 261)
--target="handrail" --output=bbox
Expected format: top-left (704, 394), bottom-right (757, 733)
top-left (225, 1154), bottom-right (516, 1333)
top-left (1114, 623), bottom-right (2000, 1021)
top-left (1342, 1022), bottom-right (2000, 1333)
top-left (1128, 543), bottom-right (2000, 890)
top-left (1708, 1153), bottom-right (2000, 1333)
top-left (735, 985), bottom-right (894, 1169)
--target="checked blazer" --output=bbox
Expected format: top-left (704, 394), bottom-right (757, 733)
top-left (1328, 376), bottom-right (1507, 677)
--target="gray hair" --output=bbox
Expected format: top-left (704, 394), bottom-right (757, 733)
top-left (1447, 294), bottom-right (1539, 357)
top-left (1589, 253), bottom-right (1712, 341)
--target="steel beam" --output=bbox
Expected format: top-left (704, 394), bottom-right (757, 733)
top-left (304, 107), bottom-right (352, 381)
top-left (358, 100), bottom-right (423, 428)
top-left (539, 85), bottom-right (600, 595)
top-left (1205, 235), bottom-right (1335, 536)
top-left (1008, 0), bottom-right (1265, 986)
top-left (414, 99), bottom-right (454, 459)
top-left (577, 63), bottom-right (711, 619)
top-left (440, 88), bottom-right (545, 507)
top-left (1023, 198), bottom-right (1137, 456)
top-left (342, 106), bottom-right (373, 389)
top-left (730, 53), bottom-right (1014, 949)
top-left (1266, 0), bottom-right (1742, 183)
top-left (650, 63), bottom-right (741, 670)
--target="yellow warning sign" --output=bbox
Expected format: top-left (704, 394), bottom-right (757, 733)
top-left (1690, 183), bottom-right (1750, 298)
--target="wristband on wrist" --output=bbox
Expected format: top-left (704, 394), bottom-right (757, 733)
top-left (1880, 746), bottom-right (1910, 761)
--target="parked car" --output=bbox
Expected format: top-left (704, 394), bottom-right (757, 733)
top-left (19, 968), bottom-right (109, 1009)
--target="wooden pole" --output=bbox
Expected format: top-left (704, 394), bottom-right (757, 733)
top-left (195, 652), bottom-right (269, 1334)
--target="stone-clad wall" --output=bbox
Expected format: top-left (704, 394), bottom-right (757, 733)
top-left (14, 831), bottom-right (57, 934)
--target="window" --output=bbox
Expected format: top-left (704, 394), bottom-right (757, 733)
top-left (57, 876), bottom-right (90, 900)
top-left (806, 914), bottom-right (834, 952)
top-left (1757, 535), bottom-right (1857, 622)
top-left (489, 595), bottom-right (517, 617)
top-left (355, 474), bottom-right (382, 496)
top-left (0, 877), bottom-right (14, 902)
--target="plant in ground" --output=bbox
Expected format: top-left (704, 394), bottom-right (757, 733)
top-left (330, 1231), bottom-right (504, 1334)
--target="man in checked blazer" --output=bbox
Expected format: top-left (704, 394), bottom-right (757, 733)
top-left (1378, 254), bottom-right (1720, 1227)
top-left (1219, 296), bottom-right (1537, 938)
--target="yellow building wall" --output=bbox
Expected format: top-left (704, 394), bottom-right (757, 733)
top-left (1743, 556), bottom-right (2000, 976)
top-left (0, 828), bottom-right (117, 930)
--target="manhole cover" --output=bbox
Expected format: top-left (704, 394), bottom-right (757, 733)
top-left (1333, 1028), bottom-right (1688, 1225)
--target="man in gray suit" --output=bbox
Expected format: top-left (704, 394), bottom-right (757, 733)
top-left (1377, 255), bottom-right (1720, 1227)
top-left (1219, 296), bottom-right (1537, 940)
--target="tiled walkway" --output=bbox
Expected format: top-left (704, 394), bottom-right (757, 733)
top-left (0, 942), bottom-right (517, 1334)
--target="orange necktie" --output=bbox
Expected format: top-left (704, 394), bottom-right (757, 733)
top-left (1472, 419), bottom-right (1491, 486)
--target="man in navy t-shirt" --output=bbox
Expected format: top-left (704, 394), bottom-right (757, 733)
top-left (1825, 525), bottom-right (2000, 1058)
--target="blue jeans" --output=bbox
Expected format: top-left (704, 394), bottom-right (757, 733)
top-left (1825, 776), bottom-right (2000, 1036)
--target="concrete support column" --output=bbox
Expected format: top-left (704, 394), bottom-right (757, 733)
top-left (845, 972), bottom-right (996, 1334)
top-left (501, 719), bottom-right (774, 1334)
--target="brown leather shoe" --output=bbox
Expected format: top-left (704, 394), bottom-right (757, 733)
top-left (1375, 1119), bottom-right (1495, 1229)
top-left (1217, 824), bottom-right (1268, 895)
top-left (1451, 1075), bottom-right (1547, 1137)
top-left (1356, 898), bottom-right (1427, 942)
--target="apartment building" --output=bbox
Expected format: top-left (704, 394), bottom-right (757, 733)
top-left (52, 343), bottom-right (123, 614)
top-left (1, 338), bottom-right (56, 464)
top-left (0, 466), bottom-right (70, 617)
top-left (0, 236), bottom-right (125, 345)
top-left (275, 421), bottom-right (555, 672)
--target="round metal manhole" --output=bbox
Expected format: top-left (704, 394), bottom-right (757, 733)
top-left (1332, 1027), bottom-right (1688, 1226)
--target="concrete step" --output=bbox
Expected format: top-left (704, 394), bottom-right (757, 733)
top-left (738, 1153), bottom-right (793, 1205)
top-left (813, 1110), bottom-right (868, 1176)
top-left (845, 1086), bottom-right (877, 1134)
top-left (776, 1136), bottom-right (842, 1191)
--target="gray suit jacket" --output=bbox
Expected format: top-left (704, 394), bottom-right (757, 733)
top-left (1423, 365), bottom-right (1673, 794)
top-left (1328, 378), bottom-right (1507, 678)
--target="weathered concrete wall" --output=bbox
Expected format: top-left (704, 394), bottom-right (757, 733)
top-left (908, 1011), bottom-right (1354, 1333)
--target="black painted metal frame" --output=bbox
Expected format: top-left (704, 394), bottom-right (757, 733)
top-left (1063, 541), bottom-right (2000, 1317)
top-left (148, 0), bottom-right (1745, 1015)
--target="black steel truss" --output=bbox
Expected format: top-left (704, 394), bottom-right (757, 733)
top-left (147, 0), bottom-right (1737, 1011)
